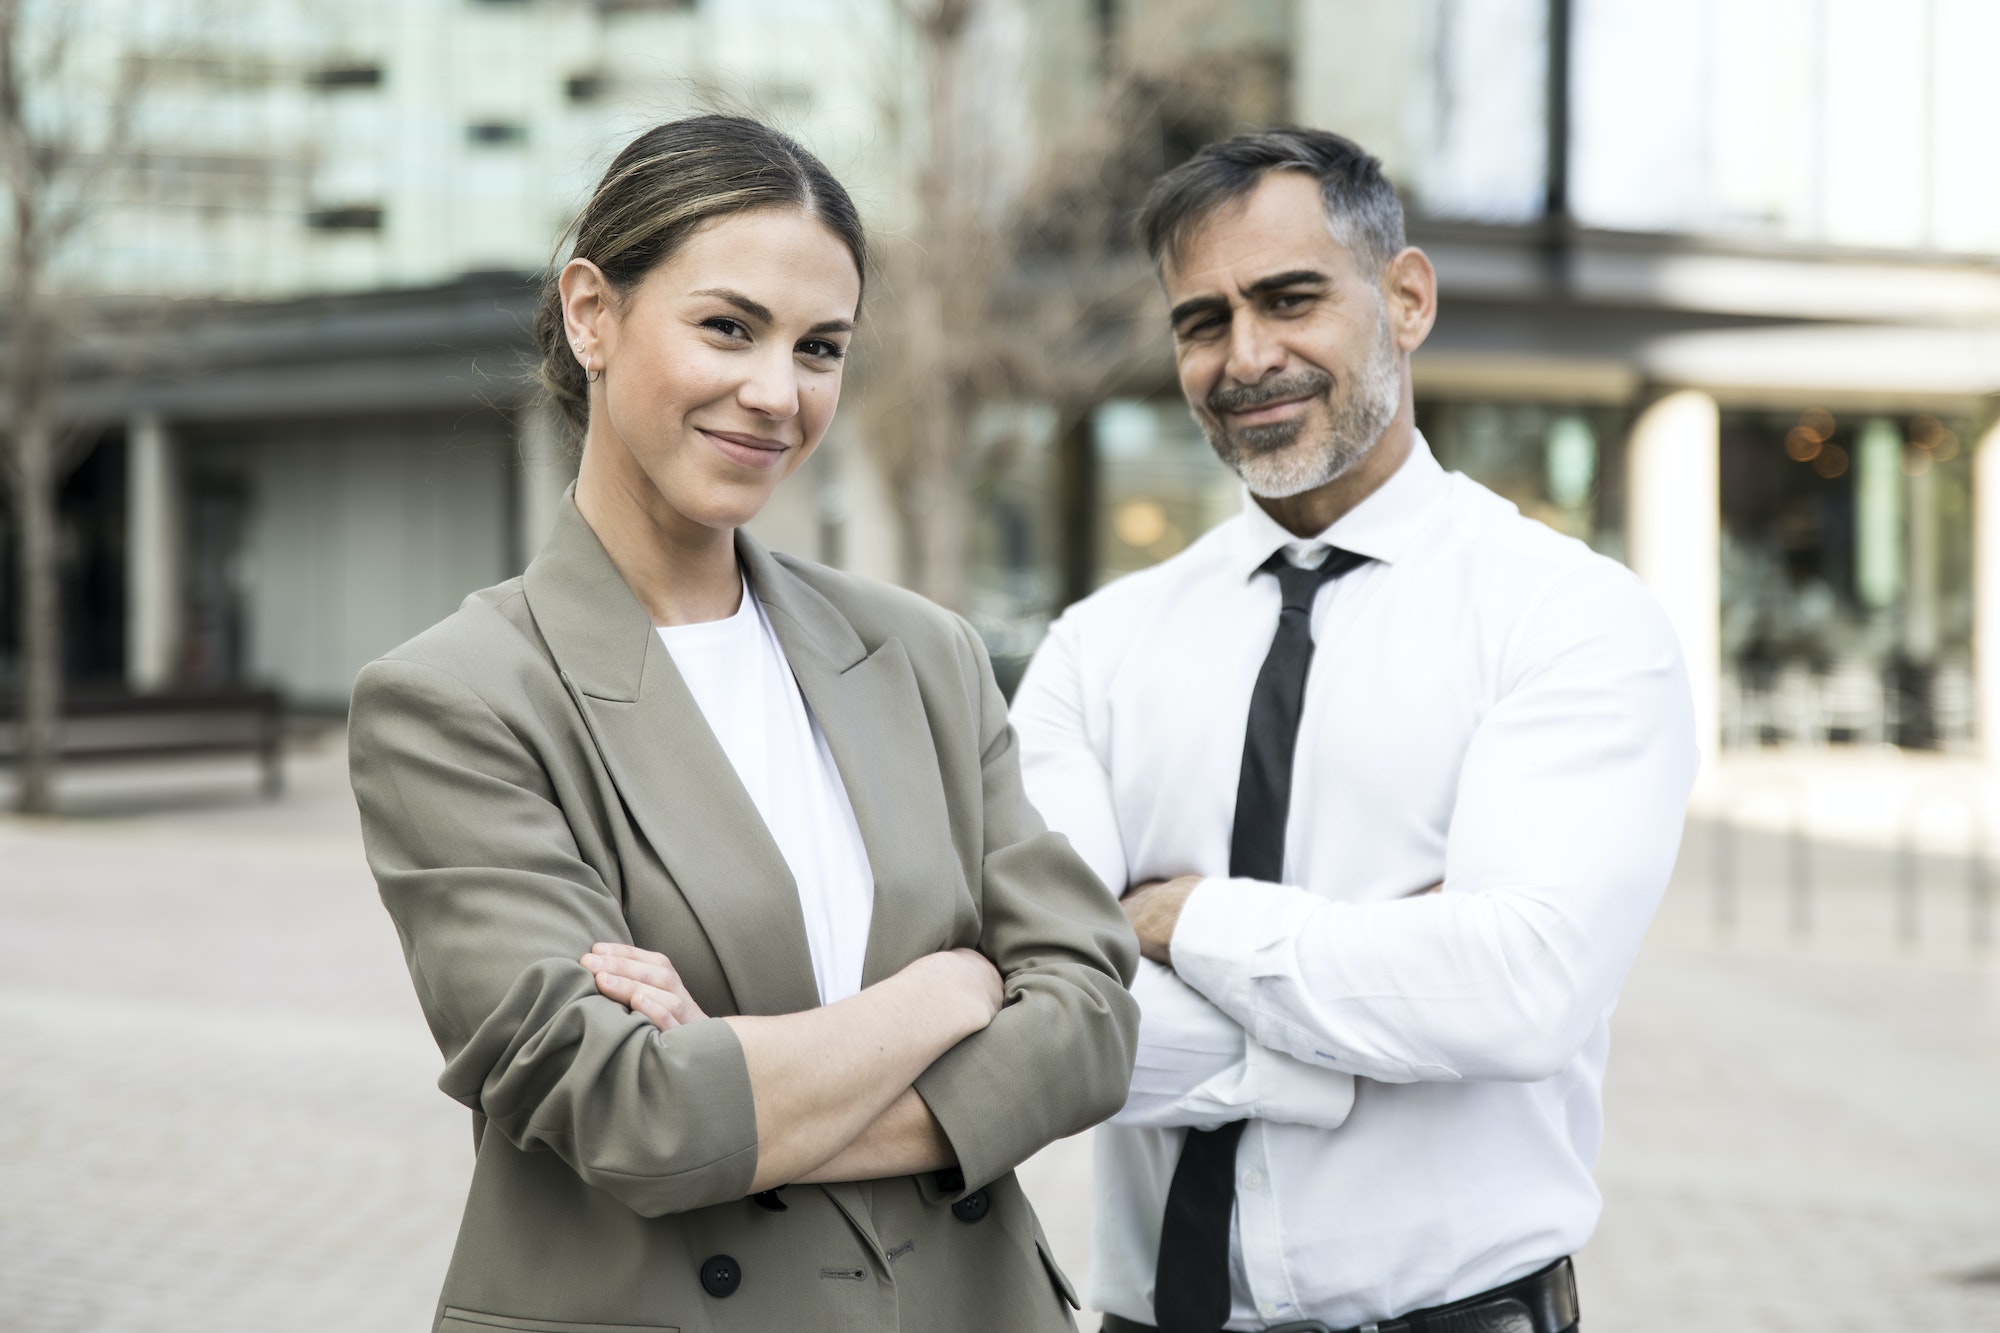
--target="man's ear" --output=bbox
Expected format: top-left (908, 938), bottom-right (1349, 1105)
top-left (1381, 247), bottom-right (1438, 353)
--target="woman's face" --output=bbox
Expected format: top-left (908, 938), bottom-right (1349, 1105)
top-left (565, 207), bottom-right (860, 536)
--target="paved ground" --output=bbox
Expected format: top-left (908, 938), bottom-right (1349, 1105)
top-left (3, 739), bottom-right (1998, 1331)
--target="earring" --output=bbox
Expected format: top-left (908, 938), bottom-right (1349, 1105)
top-left (585, 365), bottom-right (602, 384)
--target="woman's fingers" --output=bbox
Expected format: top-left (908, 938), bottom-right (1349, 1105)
top-left (591, 968), bottom-right (685, 1030)
top-left (591, 941), bottom-right (670, 965)
top-left (628, 985), bottom-right (684, 1031)
top-left (581, 947), bottom-right (683, 993)
top-left (581, 943), bottom-right (710, 1024)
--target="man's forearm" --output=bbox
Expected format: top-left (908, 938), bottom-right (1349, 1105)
top-left (792, 1086), bottom-right (956, 1183)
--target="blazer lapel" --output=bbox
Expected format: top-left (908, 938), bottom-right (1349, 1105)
top-left (743, 537), bottom-right (965, 988)
top-left (522, 495), bottom-right (820, 1018)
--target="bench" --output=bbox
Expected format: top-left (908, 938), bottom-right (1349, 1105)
top-left (0, 688), bottom-right (287, 797)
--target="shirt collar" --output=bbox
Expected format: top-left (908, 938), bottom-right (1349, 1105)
top-left (1227, 430), bottom-right (1448, 580)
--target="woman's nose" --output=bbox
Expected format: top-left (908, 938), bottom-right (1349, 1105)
top-left (738, 353), bottom-right (801, 420)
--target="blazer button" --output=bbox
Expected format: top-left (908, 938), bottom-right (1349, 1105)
top-left (699, 1254), bottom-right (742, 1298)
top-left (950, 1188), bottom-right (990, 1223)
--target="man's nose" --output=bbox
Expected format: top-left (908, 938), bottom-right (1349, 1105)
top-left (1223, 314), bottom-right (1286, 386)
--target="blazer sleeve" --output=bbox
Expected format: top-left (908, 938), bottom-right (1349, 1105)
top-left (348, 654), bottom-right (759, 1216)
top-left (912, 618), bottom-right (1142, 1193)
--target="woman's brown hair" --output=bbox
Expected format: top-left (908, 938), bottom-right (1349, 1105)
top-left (533, 115), bottom-right (868, 444)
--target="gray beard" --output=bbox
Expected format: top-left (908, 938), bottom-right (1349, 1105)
top-left (1197, 309), bottom-right (1403, 501)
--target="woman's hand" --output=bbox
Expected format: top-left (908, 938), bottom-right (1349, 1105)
top-left (910, 947), bottom-right (1005, 1036)
top-left (582, 942), bottom-right (711, 1031)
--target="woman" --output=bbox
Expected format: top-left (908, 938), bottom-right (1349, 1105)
top-left (348, 116), bottom-right (1139, 1332)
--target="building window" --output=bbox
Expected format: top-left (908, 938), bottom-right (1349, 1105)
top-left (1418, 401), bottom-right (1629, 559)
top-left (466, 122), bottom-right (529, 147)
top-left (564, 71), bottom-right (607, 102)
top-left (1718, 407), bottom-right (1983, 750)
top-left (307, 63), bottom-right (383, 89)
top-left (306, 204), bottom-right (384, 231)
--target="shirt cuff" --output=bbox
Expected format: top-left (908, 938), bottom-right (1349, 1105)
top-left (1170, 875), bottom-right (1311, 1036)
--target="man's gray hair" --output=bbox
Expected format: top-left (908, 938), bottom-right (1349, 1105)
top-left (1136, 126), bottom-right (1406, 278)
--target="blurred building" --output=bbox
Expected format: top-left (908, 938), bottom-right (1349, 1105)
top-left (993, 0), bottom-right (2000, 753)
top-left (9, 0), bottom-right (2000, 759)
top-left (9, 0), bottom-right (939, 706)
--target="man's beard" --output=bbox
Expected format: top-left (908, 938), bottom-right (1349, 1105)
top-left (1195, 308), bottom-right (1402, 500)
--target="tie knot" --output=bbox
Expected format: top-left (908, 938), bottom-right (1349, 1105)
top-left (1265, 547), bottom-right (1366, 614)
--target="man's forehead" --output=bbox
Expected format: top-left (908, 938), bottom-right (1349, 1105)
top-left (1162, 173), bottom-right (1356, 298)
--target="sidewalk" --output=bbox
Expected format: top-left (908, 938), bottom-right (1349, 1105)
top-left (2, 738), bottom-right (1997, 1331)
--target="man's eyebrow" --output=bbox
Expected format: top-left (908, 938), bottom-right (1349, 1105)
top-left (1168, 269), bottom-right (1333, 327)
top-left (1168, 294), bottom-right (1229, 327)
top-left (1244, 268), bottom-right (1331, 297)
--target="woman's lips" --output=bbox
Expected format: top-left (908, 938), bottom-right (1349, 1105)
top-left (699, 428), bottom-right (790, 470)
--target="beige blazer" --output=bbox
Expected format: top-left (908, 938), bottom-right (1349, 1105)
top-left (348, 498), bottom-right (1140, 1333)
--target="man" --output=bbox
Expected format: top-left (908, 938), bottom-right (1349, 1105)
top-left (1010, 128), bottom-right (1697, 1333)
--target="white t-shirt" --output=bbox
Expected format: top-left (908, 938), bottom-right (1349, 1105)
top-left (655, 579), bottom-right (875, 1005)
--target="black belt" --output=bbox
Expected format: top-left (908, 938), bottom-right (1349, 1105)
top-left (1101, 1256), bottom-right (1579, 1333)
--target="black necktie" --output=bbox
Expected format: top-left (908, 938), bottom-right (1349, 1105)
top-left (1152, 545), bottom-right (1369, 1333)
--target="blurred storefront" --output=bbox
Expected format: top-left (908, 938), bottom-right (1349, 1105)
top-left (958, 216), bottom-right (2000, 757)
top-left (0, 276), bottom-right (568, 711)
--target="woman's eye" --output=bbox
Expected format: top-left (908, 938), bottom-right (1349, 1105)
top-left (703, 317), bottom-right (748, 339)
top-left (798, 339), bottom-right (846, 361)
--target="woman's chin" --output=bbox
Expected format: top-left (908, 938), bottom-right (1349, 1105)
top-left (668, 480), bottom-right (781, 535)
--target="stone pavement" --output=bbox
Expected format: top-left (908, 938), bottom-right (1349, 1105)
top-left (3, 738), bottom-right (1998, 1331)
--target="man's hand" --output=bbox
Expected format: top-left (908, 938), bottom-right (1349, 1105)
top-left (1121, 875), bottom-right (1202, 966)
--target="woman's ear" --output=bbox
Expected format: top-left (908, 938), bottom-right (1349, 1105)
top-left (559, 258), bottom-right (614, 375)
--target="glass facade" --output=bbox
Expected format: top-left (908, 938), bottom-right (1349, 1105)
top-left (1718, 406), bottom-right (1984, 749)
top-left (1093, 400), bottom-right (1241, 585)
top-left (1417, 401), bottom-right (1630, 560)
top-left (972, 392), bottom-right (1990, 754)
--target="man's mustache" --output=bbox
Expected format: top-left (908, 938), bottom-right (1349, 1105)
top-left (1207, 369), bottom-right (1334, 417)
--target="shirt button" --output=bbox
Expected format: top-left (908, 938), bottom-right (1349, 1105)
top-left (1260, 1301), bottom-right (1283, 1319)
top-left (1241, 1169), bottom-right (1265, 1191)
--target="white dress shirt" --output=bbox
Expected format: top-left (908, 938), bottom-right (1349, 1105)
top-left (1011, 435), bottom-right (1697, 1329)
top-left (656, 577), bottom-right (875, 1005)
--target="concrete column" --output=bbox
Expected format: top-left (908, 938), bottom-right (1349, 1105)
top-left (1973, 420), bottom-right (2000, 761)
top-left (125, 413), bottom-right (183, 692)
top-left (1905, 456), bottom-right (1939, 666)
top-left (1626, 390), bottom-right (1721, 760)
top-left (514, 401), bottom-right (578, 571)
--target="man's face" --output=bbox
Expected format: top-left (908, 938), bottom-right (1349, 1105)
top-left (1162, 171), bottom-right (1403, 500)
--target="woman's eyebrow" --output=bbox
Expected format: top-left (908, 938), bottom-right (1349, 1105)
top-left (693, 287), bottom-right (851, 336)
top-left (691, 287), bottom-right (773, 323)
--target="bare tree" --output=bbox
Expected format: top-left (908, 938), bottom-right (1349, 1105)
top-left (0, 0), bottom-right (144, 812)
top-left (853, 0), bottom-right (1280, 611)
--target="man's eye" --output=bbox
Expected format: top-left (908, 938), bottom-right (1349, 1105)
top-left (1272, 292), bottom-right (1311, 310)
top-left (1179, 315), bottom-right (1225, 340)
